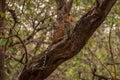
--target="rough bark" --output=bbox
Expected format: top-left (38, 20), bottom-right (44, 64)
top-left (18, 0), bottom-right (117, 80)
top-left (0, 0), bottom-right (6, 80)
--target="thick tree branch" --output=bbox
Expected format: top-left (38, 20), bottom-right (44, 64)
top-left (55, 0), bottom-right (66, 9)
top-left (66, 0), bottom-right (73, 13)
top-left (18, 0), bottom-right (117, 80)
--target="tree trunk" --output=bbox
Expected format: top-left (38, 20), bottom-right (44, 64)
top-left (0, 0), bottom-right (6, 80)
top-left (18, 0), bottom-right (117, 80)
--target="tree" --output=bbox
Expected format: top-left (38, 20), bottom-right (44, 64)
top-left (0, 0), bottom-right (6, 80)
top-left (0, 0), bottom-right (118, 80)
top-left (18, 0), bottom-right (117, 80)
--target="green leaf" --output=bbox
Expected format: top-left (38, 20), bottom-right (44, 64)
top-left (0, 12), bottom-right (5, 17)
top-left (0, 39), bottom-right (6, 46)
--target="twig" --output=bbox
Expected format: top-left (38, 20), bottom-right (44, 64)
top-left (5, 54), bottom-right (24, 64)
top-left (108, 22), bottom-right (117, 80)
top-left (92, 65), bottom-right (110, 80)
top-left (15, 35), bottom-right (28, 64)
top-left (88, 48), bottom-right (113, 79)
